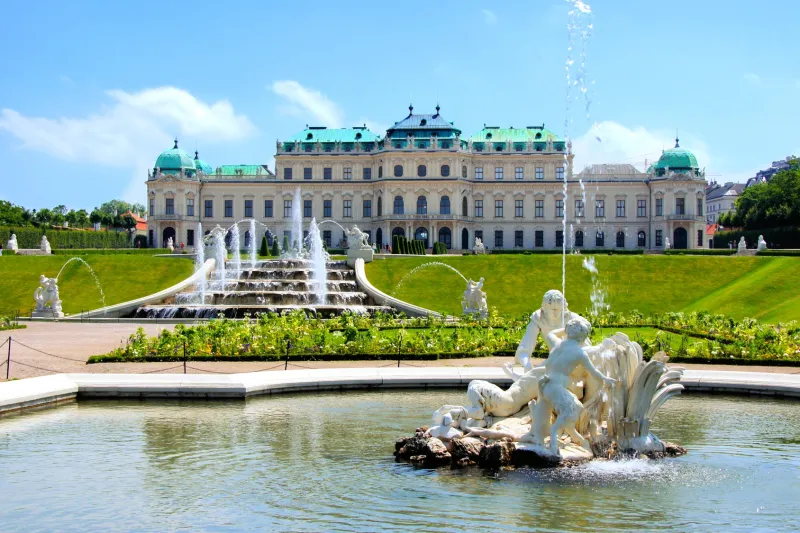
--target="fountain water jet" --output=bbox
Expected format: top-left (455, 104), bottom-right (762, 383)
top-left (392, 262), bottom-right (467, 296)
top-left (292, 187), bottom-right (303, 258)
top-left (212, 226), bottom-right (227, 290)
top-left (230, 223), bottom-right (241, 280)
top-left (195, 222), bottom-right (206, 304)
top-left (56, 257), bottom-right (106, 309)
top-left (307, 218), bottom-right (329, 304)
top-left (249, 219), bottom-right (257, 266)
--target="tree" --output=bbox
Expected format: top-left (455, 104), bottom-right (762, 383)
top-left (90, 209), bottom-right (103, 227)
top-left (282, 235), bottom-right (290, 254)
top-left (260, 235), bottom-right (269, 256)
top-left (35, 208), bottom-right (53, 226)
top-left (75, 209), bottom-right (89, 228)
top-left (732, 160), bottom-right (800, 230)
top-left (271, 238), bottom-right (280, 257)
top-left (122, 214), bottom-right (137, 242)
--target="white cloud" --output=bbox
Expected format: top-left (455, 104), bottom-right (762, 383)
top-left (571, 121), bottom-right (712, 173)
top-left (744, 72), bottom-right (760, 85)
top-left (271, 80), bottom-right (344, 127)
top-left (0, 87), bottom-right (255, 202)
top-left (482, 9), bottom-right (497, 24)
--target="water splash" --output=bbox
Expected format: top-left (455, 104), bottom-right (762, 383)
top-left (292, 187), bottom-right (303, 258)
top-left (213, 226), bottom-right (227, 290)
top-left (307, 218), bottom-right (329, 304)
top-left (392, 262), bottom-right (467, 296)
top-left (249, 219), bottom-right (257, 266)
top-left (582, 256), bottom-right (608, 316)
top-left (230, 223), bottom-right (241, 281)
top-left (195, 222), bottom-right (206, 305)
top-left (56, 257), bottom-right (106, 309)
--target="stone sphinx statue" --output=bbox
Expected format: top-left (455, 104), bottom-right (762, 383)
top-left (757, 235), bottom-right (767, 251)
top-left (345, 225), bottom-right (371, 250)
top-left (40, 235), bottom-right (51, 254)
top-left (7, 233), bottom-right (18, 251)
top-left (33, 274), bottom-right (63, 317)
top-left (473, 237), bottom-right (485, 254)
top-left (737, 236), bottom-right (747, 253)
top-left (461, 278), bottom-right (488, 318)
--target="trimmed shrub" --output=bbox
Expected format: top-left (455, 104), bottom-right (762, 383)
top-left (0, 226), bottom-right (131, 249)
top-left (664, 249), bottom-right (737, 256)
top-left (757, 249), bottom-right (800, 256)
top-left (51, 248), bottom-right (169, 255)
top-left (282, 235), bottom-right (290, 254)
top-left (392, 235), bottom-right (400, 254)
top-left (714, 226), bottom-right (800, 250)
top-left (260, 236), bottom-right (269, 256)
top-left (271, 239), bottom-right (280, 257)
top-left (490, 248), bottom-right (645, 255)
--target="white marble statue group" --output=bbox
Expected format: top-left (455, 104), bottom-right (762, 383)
top-left (33, 274), bottom-right (63, 317)
top-left (166, 237), bottom-right (175, 252)
top-left (346, 225), bottom-right (371, 250)
top-left (473, 237), bottom-right (486, 254)
top-left (428, 289), bottom-right (684, 459)
top-left (461, 278), bottom-right (488, 318)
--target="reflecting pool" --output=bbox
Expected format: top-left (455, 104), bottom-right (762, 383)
top-left (1, 392), bottom-right (799, 532)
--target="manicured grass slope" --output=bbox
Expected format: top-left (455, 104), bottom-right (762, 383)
top-left (0, 256), bottom-right (195, 315)
top-left (365, 255), bottom-right (800, 322)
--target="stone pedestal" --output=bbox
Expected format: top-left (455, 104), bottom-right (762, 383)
top-left (31, 310), bottom-right (64, 319)
top-left (346, 248), bottom-right (374, 267)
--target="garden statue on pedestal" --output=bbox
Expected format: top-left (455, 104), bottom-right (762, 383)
top-left (345, 225), bottom-right (374, 266)
top-left (757, 235), bottom-right (767, 251)
top-left (166, 237), bottom-right (174, 252)
top-left (664, 237), bottom-right (671, 250)
top-left (461, 278), bottom-right (488, 318)
top-left (737, 236), bottom-right (747, 253)
top-left (473, 237), bottom-right (486, 254)
top-left (40, 235), bottom-right (51, 254)
top-left (7, 233), bottom-right (18, 251)
top-left (33, 274), bottom-right (64, 318)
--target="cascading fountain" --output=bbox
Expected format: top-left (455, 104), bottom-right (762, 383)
top-left (230, 223), bottom-right (242, 281)
top-left (292, 187), bottom-right (303, 258)
top-left (249, 219), bottom-right (257, 265)
top-left (213, 226), bottom-right (227, 291)
top-left (195, 222), bottom-right (206, 304)
top-left (307, 218), bottom-right (329, 304)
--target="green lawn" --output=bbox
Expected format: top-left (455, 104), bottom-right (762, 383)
top-left (0, 255), bottom-right (195, 316)
top-left (365, 255), bottom-right (800, 322)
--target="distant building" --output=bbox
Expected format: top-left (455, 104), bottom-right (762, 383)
top-left (745, 156), bottom-right (796, 188)
top-left (705, 182), bottom-right (743, 224)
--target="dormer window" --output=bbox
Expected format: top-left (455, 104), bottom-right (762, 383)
top-left (486, 133), bottom-right (493, 139)
top-left (535, 132), bottom-right (542, 139)
top-left (355, 132), bottom-right (362, 140)
top-left (420, 119), bottom-right (427, 126)
top-left (306, 133), bottom-right (313, 140)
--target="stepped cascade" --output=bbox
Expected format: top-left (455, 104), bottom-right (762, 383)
top-left (134, 259), bottom-right (391, 319)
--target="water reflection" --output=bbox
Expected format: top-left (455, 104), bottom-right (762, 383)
top-left (0, 392), bottom-right (798, 532)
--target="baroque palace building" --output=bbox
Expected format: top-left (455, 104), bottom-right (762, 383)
top-left (146, 105), bottom-right (707, 252)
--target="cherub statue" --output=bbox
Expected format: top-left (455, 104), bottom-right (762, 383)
top-left (737, 236), bottom-right (747, 252)
top-left (461, 278), bottom-right (487, 316)
top-left (40, 235), bottom-right (51, 253)
top-left (757, 235), bottom-right (767, 251)
top-left (7, 233), bottom-right (18, 251)
top-left (34, 275), bottom-right (62, 313)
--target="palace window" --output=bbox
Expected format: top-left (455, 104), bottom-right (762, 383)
top-left (556, 230), bottom-right (564, 247)
top-left (204, 200), bottom-right (213, 218)
top-left (394, 165), bottom-right (403, 177)
top-left (515, 230), bottom-right (524, 248)
top-left (656, 230), bottom-right (663, 247)
top-left (363, 199), bottom-right (371, 218)
top-left (616, 231), bottom-right (625, 248)
top-left (637, 199), bottom-right (646, 218)
top-left (575, 230), bottom-right (584, 247)
top-left (284, 167), bottom-right (292, 180)
top-left (343, 200), bottom-right (352, 218)
top-left (303, 200), bottom-right (312, 218)
top-left (638, 231), bottom-right (646, 247)
top-left (377, 197), bottom-right (382, 216)
top-left (224, 199), bottom-right (233, 218)
top-left (378, 166), bottom-right (383, 178)
top-left (575, 199), bottom-right (584, 217)
top-left (462, 197), bottom-right (468, 216)
top-left (676, 197), bottom-right (685, 215)
top-left (475, 167), bottom-right (483, 180)
top-left (187, 229), bottom-right (194, 246)
top-left (363, 168), bottom-right (372, 180)
top-left (303, 167), bottom-right (312, 180)
top-left (440, 196), bottom-right (450, 215)
top-left (656, 198), bottom-right (663, 216)
top-left (323, 230), bottom-right (332, 248)
top-left (535, 230), bottom-right (544, 247)
top-left (462, 165), bottom-right (467, 178)
top-left (495, 230), bottom-right (504, 248)
top-left (495, 199), bottom-right (504, 218)
top-left (475, 200), bottom-right (483, 218)
top-left (697, 198), bottom-right (703, 216)
top-left (264, 200), bottom-right (273, 218)
top-left (344, 167), bottom-right (352, 180)
top-left (555, 199), bottom-right (564, 218)
top-left (186, 198), bottom-right (194, 217)
top-left (149, 198), bottom-right (155, 216)
top-left (244, 199), bottom-right (253, 218)
top-left (515, 167), bottom-right (524, 180)
top-left (416, 196), bottom-right (427, 215)
top-left (515, 200), bottom-right (524, 217)
top-left (616, 199), bottom-right (626, 218)
top-left (596, 231), bottom-right (605, 247)
top-left (283, 200), bottom-right (291, 218)
top-left (323, 200), bottom-right (332, 218)
top-left (535, 200), bottom-right (544, 218)
top-left (495, 167), bottom-right (504, 180)
top-left (556, 167), bottom-right (565, 180)
top-left (441, 165), bottom-right (450, 177)
top-left (393, 196), bottom-right (404, 215)
top-left (536, 167), bottom-right (544, 180)
top-left (165, 198), bottom-right (174, 215)
top-left (324, 167), bottom-right (332, 180)
top-left (596, 199), bottom-right (605, 217)
top-left (697, 229), bottom-right (703, 247)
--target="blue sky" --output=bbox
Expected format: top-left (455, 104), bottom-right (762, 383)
top-left (1, 0), bottom-right (798, 210)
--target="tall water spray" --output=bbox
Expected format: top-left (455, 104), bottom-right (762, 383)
top-left (292, 187), bottom-right (303, 257)
top-left (230, 223), bottom-right (241, 280)
top-left (214, 227), bottom-right (227, 290)
top-left (307, 218), bottom-right (328, 304)
top-left (195, 222), bottom-right (206, 304)
top-left (582, 256), bottom-right (608, 317)
top-left (249, 219), bottom-right (257, 266)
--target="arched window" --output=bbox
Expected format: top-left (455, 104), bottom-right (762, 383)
top-left (378, 166), bottom-right (383, 178)
top-left (462, 165), bottom-right (468, 178)
top-left (416, 196), bottom-right (427, 215)
top-left (440, 196), bottom-right (451, 215)
top-left (394, 165), bottom-right (403, 177)
top-left (441, 165), bottom-right (450, 177)
top-left (575, 230), bottom-right (584, 247)
top-left (393, 196), bottom-right (404, 215)
top-left (438, 227), bottom-right (452, 249)
top-left (417, 165), bottom-right (427, 177)
top-left (244, 230), bottom-right (251, 247)
top-left (377, 197), bottom-right (383, 216)
top-left (414, 227), bottom-right (429, 248)
top-left (391, 227), bottom-right (405, 238)
top-left (462, 197), bottom-right (468, 216)
top-left (637, 231), bottom-right (646, 247)
top-left (461, 228), bottom-right (469, 250)
top-left (376, 228), bottom-right (383, 247)
top-left (616, 231), bottom-right (625, 248)
top-left (596, 231), bottom-right (605, 247)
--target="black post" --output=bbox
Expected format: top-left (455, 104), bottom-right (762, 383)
top-left (183, 340), bottom-right (187, 374)
top-left (285, 340), bottom-right (291, 370)
top-left (6, 337), bottom-right (11, 380)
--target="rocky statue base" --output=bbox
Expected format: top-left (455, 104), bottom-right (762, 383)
top-left (346, 247), bottom-right (373, 267)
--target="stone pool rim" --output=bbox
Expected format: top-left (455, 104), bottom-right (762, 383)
top-left (2, 367), bottom-right (799, 416)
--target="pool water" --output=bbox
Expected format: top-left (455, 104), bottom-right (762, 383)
top-left (1, 391), bottom-right (798, 532)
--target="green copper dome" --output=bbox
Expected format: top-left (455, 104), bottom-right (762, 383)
top-left (653, 138), bottom-right (699, 174)
top-left (154, 139), bottom-right (196, 174)
top-left (193, 150), bottom-right (213, 174)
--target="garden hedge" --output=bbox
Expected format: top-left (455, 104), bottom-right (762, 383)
top-left (51, 248), bottom-right (171, 255)
top-left (0, 226), bottom-right (131, 249)
top-left (664, 249), bottom-right (737, 256)
top-left (714, 226), bottom-right (800, 249)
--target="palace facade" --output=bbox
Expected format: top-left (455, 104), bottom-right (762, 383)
top-left (146, 105), bottom-right (707, 252)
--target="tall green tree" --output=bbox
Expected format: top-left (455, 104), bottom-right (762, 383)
top-left (733, 160), bottom-right (800, 230)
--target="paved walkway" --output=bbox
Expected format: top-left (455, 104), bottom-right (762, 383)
top-left (2, 321), bottom-right (800, 380)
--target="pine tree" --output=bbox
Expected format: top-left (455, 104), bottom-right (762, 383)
top-left (271, 239), bottom-right (280, 257)
top-left (260, 235), bottom-right (269, 256)
top-left (282, 235), bottom-right (290, 254)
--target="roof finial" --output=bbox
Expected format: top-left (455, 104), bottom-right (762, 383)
top-left (173, 138), bottom-right (179, 149)
top-left (435, 103), bottom-right (440, 114)
top-left (675, 129), bottom-right (680, 148)
top-left (194, 150), bottom-right (199, 160)
top-left (409, 103), bottom-right (413, 115)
